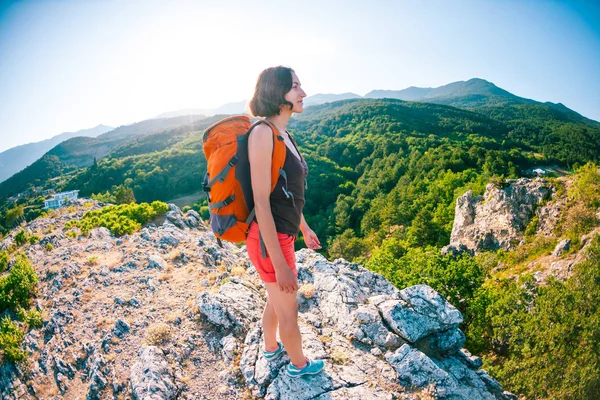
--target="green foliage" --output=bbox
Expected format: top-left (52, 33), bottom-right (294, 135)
top-left (0, 254), bottom-right (38, 313)
top-left (66, 201), bottom-right (168, 237)
top-left (468, 236), bottom-right (600, 399)
top-left (367, 241), bottom-right (484, 315)
top-left (16, 307), bottom-right (42, 329)
top-left (0, 250), bottom-right (8, 273)
top-left (4, 206), bottom-right (24, 228)
top-left (44, 243), bottom-right (54, 252)
top-left (91, 190), bottom-right (116, 203)
top-left (569, 162), bottom-right (600, 208)
top-left (14, 230), bottom-right (27, 247)
top-left (0, 316), bottom-right (26, 363)
top-left (0, 253), bottom-right (41, 365)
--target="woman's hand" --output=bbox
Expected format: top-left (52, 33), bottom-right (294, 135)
top-left (275, 266), bottom-right (298, 294)
top-left (302, 228), bottom-right (322, 250)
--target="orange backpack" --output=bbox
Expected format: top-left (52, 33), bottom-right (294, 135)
top-left (202, 115), bottom-right (287, 246)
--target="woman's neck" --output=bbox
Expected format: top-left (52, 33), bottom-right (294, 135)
top-left (265, 111), bottom-right (291, 134)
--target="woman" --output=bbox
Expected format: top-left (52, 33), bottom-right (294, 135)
top-left (247, 66), bottom-right (325, 378)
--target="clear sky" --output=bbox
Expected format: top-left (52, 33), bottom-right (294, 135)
top-left (1, 0), bottom-right (599, 152)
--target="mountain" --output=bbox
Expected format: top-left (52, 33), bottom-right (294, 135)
top-left (303, 92), bottom-right (361, 106)
top-left (153, 100), bottom-right (249, 119)
top-left (0, 124), bottom-right (113, 184)
top-left (0, 115), bottom-right (211, 200)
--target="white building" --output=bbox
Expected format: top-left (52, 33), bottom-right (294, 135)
top-left (43, 190), bottom-right (79, 210)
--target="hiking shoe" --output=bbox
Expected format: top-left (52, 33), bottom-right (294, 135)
top-left (263, 342), bottom-right (285, 361)
top-left (286, 359), bottom-right (325, 378)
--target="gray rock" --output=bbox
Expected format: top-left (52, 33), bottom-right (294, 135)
top-left (220, 334), bottom-right (239, 365)
top-left (165, 211), bottom-right (187, 230)
top-left (196, 280), bottom-right (265, 333)
top-left (457, 348), bottom-right (483, 369)
top-left (168, 203), bottom-right (182, 213)
top-left (378, 284), bottom-right (463, 343)
top-left (89, 227), bottom-right (112, 240)
top-left (552, 238), bottom-right (571, 257)
top-left (417, 328), bottom-right (466, 356)
top-left (386, 344), bottom-right (453, 388)
top-left (130, 346), bottom-right (178, 400)
top-left (447, 178), bottom-right (551, 254)
top-left (113, 318), bottom-right (131, 338)
top-left (148, 254), bottom-right (166, 270)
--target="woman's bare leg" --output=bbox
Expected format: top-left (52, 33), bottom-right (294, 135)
top-left (262, 299), bottom-right (279, 352)
top-left (264, 282), bottom-right (306, 367)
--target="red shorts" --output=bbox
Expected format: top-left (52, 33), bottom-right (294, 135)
top-left (246, 221), bottom-right (297, 283)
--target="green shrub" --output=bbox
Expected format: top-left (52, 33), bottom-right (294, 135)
top-left (14, 230), bottom-right (27, 247)
top-left (66, 201), bottom-right (168, 237)
top-left (28, 235), bottom-right (40, 245)
top-left (44, 243), bottom-right (54, 252)
top-left (0, 316), bottom-right (26, 363)
top-left (0, 254), bottom-right (38, 313)
top-left (569, 162), bottom-right (600, 208)
top-left (0, 251), bottom-right (8, 273)
top-left (16, 307), bottom-right (42, 329)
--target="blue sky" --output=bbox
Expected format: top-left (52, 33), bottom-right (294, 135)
top-left (0, 0), bottom-right (599, 152)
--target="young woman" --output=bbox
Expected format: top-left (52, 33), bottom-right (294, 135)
top-left (247, 66), bottom-right (325, 378)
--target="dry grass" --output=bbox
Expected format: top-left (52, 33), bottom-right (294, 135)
top-left (230, 265), bottom-right (246, 276)
top-left (298, 284), bottom-right (315, 299)
top-left (34, 380), bottom-right (59, 397)
top-left (145, 323), bottom-right (171, 345)
top-left (330, 349), bottom-right (350, 365)
top-left (159, 273), bottom-right (172, 282)
top-left (96, 317), bottom-right (115, 331)
top-left (318, 335), bottom-right (332, 343)
top-left (166, 250), bottom-right (182, 261)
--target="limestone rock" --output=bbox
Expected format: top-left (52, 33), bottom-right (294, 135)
top-left (147, 254), bottom-right (167, 270)
top-left (196, 279), bottom-right (265, 333)
top-left (445, 178), bottom-right (550, 254)
top-left (552, 238), bottom-right (571, 257)
top-left (378, 284), bottom-right (463, 343)
top-left (130, 346), bottom-right (178, 400)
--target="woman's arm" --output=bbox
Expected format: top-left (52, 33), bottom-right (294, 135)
top-left (248, 123), bottom-right (298, 293)
top-left (300, 213), bottom-right (321, 250)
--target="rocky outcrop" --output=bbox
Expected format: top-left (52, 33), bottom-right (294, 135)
top-left (130, 346), bottom-right (178, 400)
top-left (198, 250), bottom-right (515, 399)
top-left (1, 199), bottom-right (514, 399)
top-left (443, 178), bottom-right (550, 255)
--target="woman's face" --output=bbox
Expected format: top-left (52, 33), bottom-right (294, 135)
top-left (284, 72), bottom-right (307, 114)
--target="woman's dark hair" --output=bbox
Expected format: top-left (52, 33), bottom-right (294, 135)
top-left (249, 66), bottom-right (294, 117)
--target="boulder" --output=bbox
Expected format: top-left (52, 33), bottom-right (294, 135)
top-left (130, 346), bottom-right (178, 400)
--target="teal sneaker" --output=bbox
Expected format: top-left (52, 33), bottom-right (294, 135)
top-left (263, 342), bottom-right (285, 361)
top-left (286, 359), bottom-right (325, 378)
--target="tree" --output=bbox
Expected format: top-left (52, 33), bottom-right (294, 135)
top-left (114, 185), bottom-right (136, 204)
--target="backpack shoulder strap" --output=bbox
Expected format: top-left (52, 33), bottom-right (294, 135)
top-left (249, 119), bottom-right (287, 193)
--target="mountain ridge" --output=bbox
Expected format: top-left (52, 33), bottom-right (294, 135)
top-left (0, 124), bottom-right (113, 184)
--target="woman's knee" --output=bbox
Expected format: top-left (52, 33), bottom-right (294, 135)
top-left (274, 307), bottom-right (298, 327)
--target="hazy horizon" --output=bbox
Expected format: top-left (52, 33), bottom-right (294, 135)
top-left (1, 0), bottom-right (599, 153)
